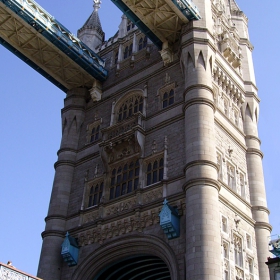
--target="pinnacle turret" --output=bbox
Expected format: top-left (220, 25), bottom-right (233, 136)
top-left (77, 0), bottom-right (105, 51)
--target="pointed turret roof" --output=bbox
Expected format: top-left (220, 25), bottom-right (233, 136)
top-left (229, 0), bottom-right (240, 12)
top-left (78, 0), bottom-right (104, 37)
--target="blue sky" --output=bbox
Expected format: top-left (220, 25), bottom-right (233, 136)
top-left (0, 0), bottom-right (279, 276)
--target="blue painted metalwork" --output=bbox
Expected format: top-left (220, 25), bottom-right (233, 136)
top-left (159, 199), bottom-right (180, 239)
top-left (0, 0), bottom-right (108, 82)
top-left (0, 37), bottom-right (68, 92)
top-left (61, 232), bottom-right (79, 267)
top-left (111, 0), bottom-right (163, 49)
top-left (269, 237), bottom-right (280, 257)
top-left (172, 0), bottom-right (201, 20)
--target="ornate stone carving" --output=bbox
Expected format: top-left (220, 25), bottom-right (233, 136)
top-left (78, 208), bottom-right (161, 246)
top-left (106, 198), bottom-right (137, 215)
top-left (143, 189), bottom-right (163, 204)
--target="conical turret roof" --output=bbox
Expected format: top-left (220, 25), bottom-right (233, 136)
top-left (229, 0), bottom-right (240, 11)
top-left (78, 0), bottom-right (104, 37)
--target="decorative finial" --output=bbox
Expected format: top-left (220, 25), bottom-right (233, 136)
top-left (93, 0), bottom-right (101, 11)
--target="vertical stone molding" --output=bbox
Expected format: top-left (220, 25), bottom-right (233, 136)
top-left (181, 7), bottom-right (221, 278)
top-left (38, 88), bottom-right (87, 280)
top-left (243, 96), bottom-right (271, 280)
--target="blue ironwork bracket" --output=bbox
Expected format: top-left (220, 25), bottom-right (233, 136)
top-left (61, 232), bottom-right (79, 267)
top-left (159, 199), bottom-right (180, 240)
top-left (172, 0), bottom-right (201, 21)
top-left (0, 0), bottom-right (108, 82)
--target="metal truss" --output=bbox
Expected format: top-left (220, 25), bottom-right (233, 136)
top-left (0, 0), bottom-right (107, 92)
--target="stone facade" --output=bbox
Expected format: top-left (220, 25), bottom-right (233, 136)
top-left (37, 0), bottom-right (271, 279)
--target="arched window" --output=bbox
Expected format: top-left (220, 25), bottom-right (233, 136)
top-left (147, 158), bottom-right (164, 186)
top-left (90, 125), bottom-right (100, 143)
top-left (110, 160), bottom-right (140, 199)
top-left (138, 36), bottom-right (147, 51)
top-left (138, 38), bottom-right (143, 51)
top-left (118, 95), bottom-right (144, 122)
top-left (128, 44), bottom-right (133, 56)
top-left (115, 51), bottom-right (119, 64)
top-left (124, 46), bottom-right (128, 59)
top-left (227, 164), bottom-right (235, 190)
top-left (162, 89), bottom-right (174, 108)
top-left (234, 235), bottom-right (243, 267)
top-left (88, 182), bottom-right (103, 207)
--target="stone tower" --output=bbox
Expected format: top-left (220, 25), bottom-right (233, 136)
top-left (37, 0), bottom-right (271, 279)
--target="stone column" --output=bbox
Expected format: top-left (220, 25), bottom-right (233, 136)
top-left (37, 88), bottom-right (87, 280)
top-left (181, 2), bottom-right (221, 278)
top-left (243, 95), bottom-right (271, 280)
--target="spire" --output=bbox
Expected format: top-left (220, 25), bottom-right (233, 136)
top-left (77, 0), bottom-right (105, 51)
top-left (229, 0), bottom-right (241, 12)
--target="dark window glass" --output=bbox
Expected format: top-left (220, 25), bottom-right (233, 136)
top-left (88, 183), bottom-right (103, 207)
top-left (110, 159), bottom-right (140, 199)
top-left (146, 158), bottom-right (164, 186)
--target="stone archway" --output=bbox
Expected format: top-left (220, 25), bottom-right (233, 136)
top-left (94, 254), bottom-right (171, 280)
top-left (72, 234), bottom-right (179, 280)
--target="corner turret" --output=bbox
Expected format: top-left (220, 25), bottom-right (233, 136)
top-left (78, 0), bottom-right (105, 52)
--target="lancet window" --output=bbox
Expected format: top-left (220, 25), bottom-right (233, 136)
top-left (248, 257), bottom-right (254, 279)
top-left (227, 163), bottom-right (235, 190)
top-left (217, 152), bottom-right (223, 180)
top-left (138, 36), bottom-right (147, 51)
top-left (115, 51), bottom-right (118, 64)
top-left (240, 173), bottom-right (246, 198)
top-left (234, 235), bottom-right (243, 268)
top-left (146, 158), bottom-right (164, 186)
top-left (117, 95), bottom-right (143, 122)
top-left (222, 216), bottom-right (228, 233)
top-left (110, 159), bottom-right (140, 199)
top-left (162, 89), bottom-right (174, 108)
top-left (124, 44), bottom-right (133, 59)
top-left (90, 125), bottom-right (100, 143)
top-left (88, 182), bottom-right (103, 207)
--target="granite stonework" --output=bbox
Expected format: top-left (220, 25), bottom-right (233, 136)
top-left (37, 0), bottom-right (271, 279)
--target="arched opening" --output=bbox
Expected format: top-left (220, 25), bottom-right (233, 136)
top-left (93, 254), bottom-right (171, 280)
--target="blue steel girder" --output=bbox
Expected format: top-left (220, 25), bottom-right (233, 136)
top-left (111, 0), bottom-right (201, 48)
top-left (0, 0), bottom-right (107, 92)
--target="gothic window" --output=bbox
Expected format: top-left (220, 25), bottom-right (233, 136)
top-left (124, 44), bottom-right (133, 59)
top-left (224, 269), bottom-right (229, 280)
top-left (146, 158), bottom-right (164, 186)
top-left (224, 99), bottom-right (229, 116)
top-left (217, 153), bottom-right (223, 180)
top-left (127, 21), bottom-right (135, 31)
top-left (138, 36), bottom-right (147, 51)
top-left (248, 257), bottom-right (254, 279)
top-left (240, 173), bottom-right (246, 198)
top-left (227, 164), bottom-right (235, 190)
top-left (222, 216), bottom-right (228, 233)
top-left (234, 110), bottom-right (239, 126)
top-left (162, 89), bottom-right (174, 108)
top-left (87, 121), bottom-right (101, 144)
top-left (90, 125), bottom-right (100, 143)
top-left (234, 235), bottom-right (243, 268)
top-left (88, 182), bottom-right (103, 207)
top-left (115, 51), bottom-right (118, 64)
top-left (124, 46), bottom-right (128, 59)
top-left (246, 234), bottom-right (252, 250)
top-left (129, 43), bottom-right (132, 56)
top-left (118, 95), bottom-right (143, 122)
top-left (223, 241), bottom-right (229, 259)
top-left (110, 159), bottom-right (140, 199)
